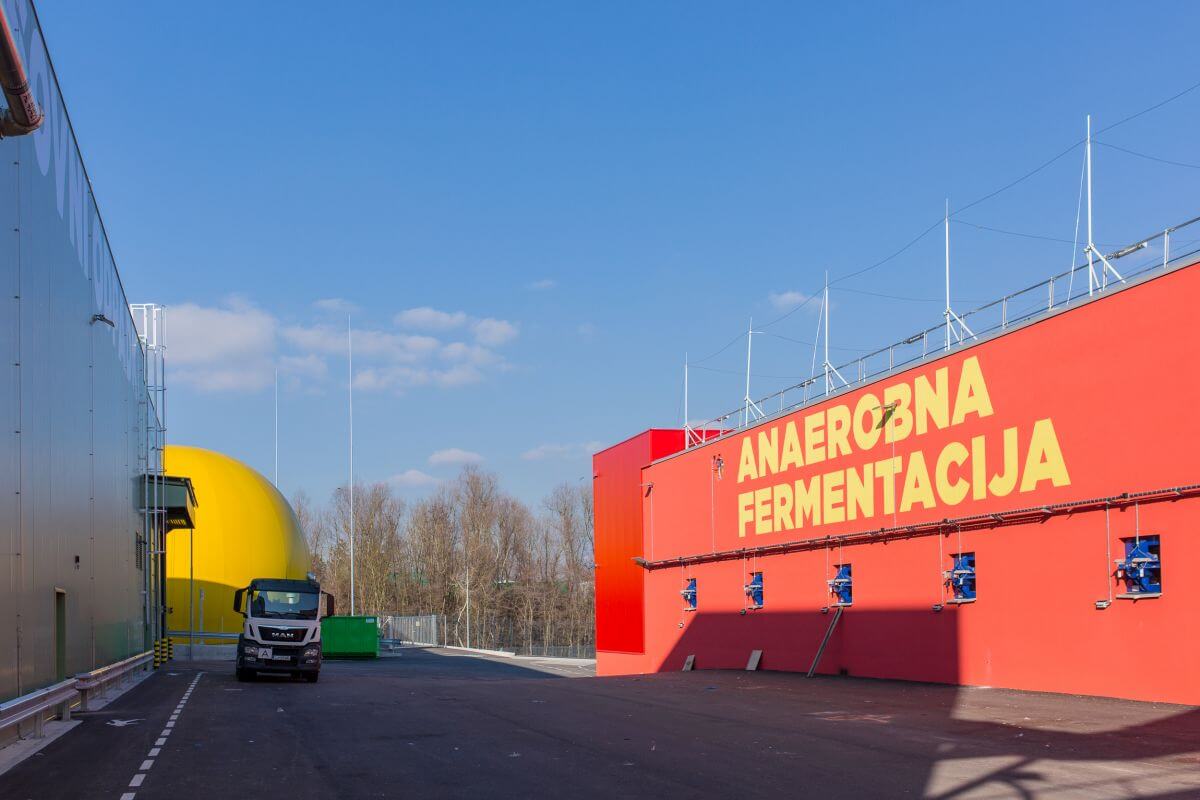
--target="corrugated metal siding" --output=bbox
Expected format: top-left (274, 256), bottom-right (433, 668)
top-left (0, 0), bottom-right (151, 702)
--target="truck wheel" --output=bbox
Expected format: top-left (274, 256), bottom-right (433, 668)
top-left (304, 672), bottom-right (320, 683)
top-left (236, 668), bottom-right (254, 682)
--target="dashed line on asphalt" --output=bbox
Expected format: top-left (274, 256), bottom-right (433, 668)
top-left (119, 671), bottom-right (202, 799)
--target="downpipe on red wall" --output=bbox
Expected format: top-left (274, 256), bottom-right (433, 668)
top-left (0, 4), bottom-right (43, 137)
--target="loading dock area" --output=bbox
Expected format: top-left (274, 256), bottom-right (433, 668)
top-left (1, 649), bottom-right (1198, 799)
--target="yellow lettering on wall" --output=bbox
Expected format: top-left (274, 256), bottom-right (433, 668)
top-left (952, 356), bottom-right (994, 424)
top-left (738, 491), bottom-right (754, 537)
top-left (794, 475), bottom-right (822, 527)
top-left (874, 456), bottom-right (902, 515)
top-left (773, 482), bottom-right (795, 532)
top-left (737, 436), bottom-right (757, 483)
top-left (935, 441), bottom-right (969, 505)
top-left (826, 405), bottom-right (852, 459)
top-left (757, 427), bottom-right (779, 479)
top-left (915, 367), bottom-right (949, 435)
top-left (804, 411), bottom-right (827, 465)
top-left (754, 487), bottom-right (773, 535)
top-left (823, 469), bottom-right (846, 524)
top-left (852, 392), bottom-right (882, 452)
top-left (883, 383), bottom-right (913, 443)
top-left (900, 451), bottom-right (936, 512)
top-left (1020, 418), bottom-right (1071, 492)
top-left (780, 421), bottom-right (805, 471)
top-left (846, 463), bottom-right (874, 521)
top-left (987, 426), bottom-right (1019, 497)
top-left (970, 435), bottom-right (987, 500)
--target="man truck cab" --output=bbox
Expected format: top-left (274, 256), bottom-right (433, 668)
top-left (233, 578), bottom-right (334, 682)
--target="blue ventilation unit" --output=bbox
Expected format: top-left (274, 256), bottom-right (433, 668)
top-left (681, 578), bottom-right (698, 611)
top-left (745, 572), bottom-right (764, 609)
top-left (1117, 536), bottom-right (1161, 596)
top-left (948, 552), bottom-right (976, 600)
top-left (828, 564), bottom-right (853, 605)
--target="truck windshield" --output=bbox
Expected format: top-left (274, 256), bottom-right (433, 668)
top-left (249, 590), bottom-right (319, 620)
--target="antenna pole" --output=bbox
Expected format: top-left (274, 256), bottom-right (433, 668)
top-left (348, 313), bottom-right (356, 616)
top-left (944, 199), bottom-right (952, 352)
top-left (823, 272), bottom-right (831, 394)
top-left (683, 353), bottom-right (690, 444)
top-left (1086, 114), bottom-right (1097, 295)
top-left (743, 319), bottom-right (753, 426)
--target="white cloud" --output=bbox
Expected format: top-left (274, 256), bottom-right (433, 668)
top-left (387, 469), bottom-right (442, 489)
top-left (395, 307), bottom-right (468, 331)
top-left (167, 297), bottom-right (516, 396)
top-left (167, 297), bottom-right (277, 392)
top-left (527, 279), bottom-right (556, 290)
top-left (313, 298), bottom-right (358, 315)
top-left (472, 318), bottom-right (519, 346)
top-left (521, 441), bottom-right (604, 461)
top-left (278, 354), bottom-right (327, 380)
top-left (282, 325), bottom-right (440, 362)
top-left (428, 448), bottom-right (484, 467)
top-left (352, 362), bottom-right (486, 392)
top-left (768, 290), bottom-right (815, 310)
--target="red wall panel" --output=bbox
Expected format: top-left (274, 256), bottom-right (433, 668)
top-left (597, 262), bottom-right (1200, 703)
top-left (593, 430), bottom-right (687, 654)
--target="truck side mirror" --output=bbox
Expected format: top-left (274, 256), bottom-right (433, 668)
top-left (233, 587), bottom-right (246, 617)
top-left (323, 591), bottom-right (335, 618)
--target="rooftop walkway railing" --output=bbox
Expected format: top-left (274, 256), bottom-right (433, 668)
top-left (685, 215), bottom-right (1200, 448)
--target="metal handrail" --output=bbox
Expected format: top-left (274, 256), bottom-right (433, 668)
top-left (0, 679), bottom-right (77, 740)
top-left (686, 216), bottom-right (1200, 446)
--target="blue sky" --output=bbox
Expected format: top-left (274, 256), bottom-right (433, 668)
top-left (37, 1), bottom-right (1200, 505)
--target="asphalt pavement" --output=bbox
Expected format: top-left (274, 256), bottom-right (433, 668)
top-left (2, 647), bottom-right (1200, 799)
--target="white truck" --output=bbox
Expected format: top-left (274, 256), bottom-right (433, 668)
top-left (232, 578), bottom-right (334, 682)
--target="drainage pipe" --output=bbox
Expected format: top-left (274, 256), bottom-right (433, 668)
top-left (0, 5), bottom-right (43, 136)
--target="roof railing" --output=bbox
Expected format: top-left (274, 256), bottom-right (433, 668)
top-left (685, 215), bottom-right (1200, 448)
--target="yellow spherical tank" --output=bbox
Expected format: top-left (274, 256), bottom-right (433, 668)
top-left (164, 446), bottom-right (311, 640)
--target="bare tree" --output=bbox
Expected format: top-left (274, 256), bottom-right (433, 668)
top-left (302, 468), bottom-right (596, 654)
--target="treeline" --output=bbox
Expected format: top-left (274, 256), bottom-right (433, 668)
top-left (292, 467), bottom-right (594, 652)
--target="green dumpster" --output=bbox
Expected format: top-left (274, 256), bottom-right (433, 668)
top-left (321, 615), bottom-right (379, 658)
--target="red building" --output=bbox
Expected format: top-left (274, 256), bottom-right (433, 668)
top-left (594, 258), bottom-right (1200, 705)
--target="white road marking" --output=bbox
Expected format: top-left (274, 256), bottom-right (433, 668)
top-left (117, 672), bottom-right (203, 799)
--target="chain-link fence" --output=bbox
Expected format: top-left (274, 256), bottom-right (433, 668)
top-left (380, 614), bottom-right (446, 646)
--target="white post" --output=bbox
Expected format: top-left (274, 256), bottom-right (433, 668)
top-left (189, 529), bottom-right (194, 661)
top-left (683, 353), bottom-right (689, 443)
top-left (1086, 114), bottom-right (1096, 296)
top-left (348, 314), bottom-right (356, 616)
top-left (743, 319), bottom-right (753, 426)
top-left (944, 199), bottom-right (952, 352)
top-left (823, 273), bottom-right (831, 395)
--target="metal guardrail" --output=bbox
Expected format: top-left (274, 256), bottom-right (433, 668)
top-left (75, 650), bottom-right (154, 712)
top-left (0, 649), bottom-right (153, 742)
top-left (0, 679), bottom-right (77, 739)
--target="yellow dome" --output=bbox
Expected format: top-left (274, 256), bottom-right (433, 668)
top-left (164, 445), bottom-right (311, 639)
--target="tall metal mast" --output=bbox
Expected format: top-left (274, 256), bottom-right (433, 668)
top-left (348, 314), bottom-right (356, 616)
top-left (943, 200), bottom-right (974, 350)
top-left (1084, 114), bottom-right (1124, 294)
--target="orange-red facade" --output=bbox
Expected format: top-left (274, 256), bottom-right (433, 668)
top-left (594, 261), bottom-right (1200, 704)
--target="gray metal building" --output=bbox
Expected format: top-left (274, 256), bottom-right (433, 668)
top-left (1, 0), bottom-right (162, 703)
